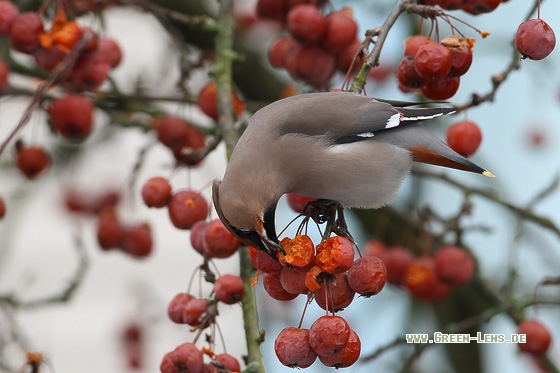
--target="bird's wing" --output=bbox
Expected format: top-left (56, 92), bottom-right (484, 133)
top-left (275, 92), bottom-right (454, 143)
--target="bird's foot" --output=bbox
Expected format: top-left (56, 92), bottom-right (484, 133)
top-left (301, 199), bottom-right (358, 248)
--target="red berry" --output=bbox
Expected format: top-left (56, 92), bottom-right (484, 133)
top-left (279, 267), bottom-right (309, 295)
top-left (286, 193), bottom-right (317, 213)
top-left (309, 315), bottom-right (350, 356)
top-left (286, 5), bottom-right (326, 44)
top-left (420, 0), bottom-right (466, 10)
top-left (141, 177), bottom-right (172, 208)
top-left (318, 328), bottom-right (360, 368)
top-left (183, 297), bottom-right (209, 327)
top-left (0, 1), bottom-right (19, 36)
top-left (517, 320), bottom-right (552, 355)
top-left (336, 38), bottom-right (364, 74)
top-left (197, 81), bottom-right (245, 121)
top-left (397, 55), bottom-right (425, 89)
top-left (160, 342), bottom-right (204, 373)
top-left (167, 292), bottom-right (194, 324)
top-left (204, 218), bottom-right (241, 258)
top-left (346, 256), bottom-right (387, 297)
top-left (121, 223), bottom-right (152, 257)
top-left (441, 36), bottom-right (475, 77)
top-left (67, 55), bottom-right (111, 91)
top-left (315, 236), bottom-right (354, 275)
top-left (285, 43), bottom-right (336, 87)
top-left (462, 0), bottom-right (500, 15)
top-left (156, 116), bottom-right (190, 150)
top-left (97, 38), bottom-right (122, 68)
top-left (213, 354), bottom-right (241, 373)
top-left (96, 215), bottom-right (124, 250)
top-left (48, 94), bottom-right (95, 140)
top-left (268, 37), bottom-right (296, 68)
top-left (9, 12), bottom-right (44, 54)
top-left (167, 189), bottom-right (208, 230)
top-left (363, 239), bottom-right (387, 257)
top-left (249, 246), bottom-right (283, 273)
top-left (403, 34), bottom-right (429, 56)
top-left (15, 143), bottom-right (49, 179)
top-left (189, 220), bottom-right (209, 255)
top-left (323, 9), bottom-right (357, 52)
top-left (262, 272), bottom-right (298, 301)
top-left (214, 274), bottom-right (245, 304)
top-left (446, 120), bottom-right (482, 157)
top-left (404, 257), bottom-right (451, 302)
top-left (314, 272), bottom-right (355, 311)
top-left (382, 246), bottom-right (414, 285)
top-left (414, 43), bottom-right (451, 79)
top-left (0, 195), bottom-right (6, 219)
top-left (33, 46), bottom-right (66, 71)
top-left (274, 327), bottom-right (317, 368)
top-left (256, 0), bottom-right (287, 22)
top-left (434, 245), bottom-right (475, 286)
top-left (0, 59), bottom-right (9, 94)
top-left (515, 19), bottom-right (556, 61)
top-left (421, 75), bottom-right (460, 100)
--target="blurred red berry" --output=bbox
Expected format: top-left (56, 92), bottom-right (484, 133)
top-left (434, 245), bottom-right (475, 286)
top-left (0, 196), bottom-right (5, 219)
top-left (0, 1), bottom-right (19, 36)
top-left (279, 267), bottom-right (309, 295)
top-left (121, 223), bottom-right (152, 257)
top-left (48, 94), bottom-right (95, 140)
top-left (421, 75), bottom-right (460, 100)
top-left (204, 218), bottom-right (241, 258)
top-left (322, 9), bottom-right (357, 52)
top-left (404, 34), bottom-right (429, 56)
top-left (160, 342), bottom-right (204, 373)
top-left (96, 215), bottom-right (124, 250)
top-left (15, 143), bottom-right (50, 179)
top-left (518, 320), bottom-right (552, 355)
top-left (167, 292), bottom-right (194, 324)
top-left (268, 37), bottom-right (296, 68)
top-left (97, 38), bottom-right (122, 67)
top-left (141, 177), bottom-right (172, 208)
top-left (249, 246), bottom-right (283, 273)
top-left (286, 4), bottom-right (325, 44)
top-left (446, 120), bottom-right (482, 157)
top-left (286, 193), bottom-right (317, 213)
top-left (214, 354), bottom-right (241, 373)
top-left (383, 246), bottom-right (414, 285)
top-left (0, 59), bottom-right (9, 94)
top-left (214, 274), bottom-right (245, 304)
top-left (167, 190), bottom-right (208, 230)
top-left (189, 220), bottom-right (209, 255)
top-left (404, 257), bottom-right (451, 302)
top-left (10, 12), bottom-right (44, 54)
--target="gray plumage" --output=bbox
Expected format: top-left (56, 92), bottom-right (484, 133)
top-left (213, 91), bottom-right (492, 253)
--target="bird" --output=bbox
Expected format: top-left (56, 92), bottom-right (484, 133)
top-left (212, 91), bottom-right (493, 256)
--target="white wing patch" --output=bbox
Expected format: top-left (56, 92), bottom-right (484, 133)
top-left (357, 132), bottom-right (375, 138)
top-left (385, 113), bottom-right (401, 129)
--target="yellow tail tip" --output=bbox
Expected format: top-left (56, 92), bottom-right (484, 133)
top-left (482, 170), bottom-right (496, 178)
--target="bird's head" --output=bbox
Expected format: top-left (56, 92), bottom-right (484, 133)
top-left (212, 180), bottom-right (283, 257)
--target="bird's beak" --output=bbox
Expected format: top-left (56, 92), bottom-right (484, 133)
top-left (212, 180), bottom-right (282, 258)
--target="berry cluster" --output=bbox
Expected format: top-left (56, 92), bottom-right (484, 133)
top-left (418, 0), bottom-right (507, 15)
top-left (1, 5), bottom-right (123, 179)
top-left (397, 35), bottom-right (474, 100)
top-left (365, 240), bottom-right (475, 302)
top-left (258, 0), bottom-right (361, 87)
top-left (248, 200), bottom-right (388, 369)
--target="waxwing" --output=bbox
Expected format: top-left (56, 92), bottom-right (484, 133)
top-left (213, 92), bottom-right (493, 255)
